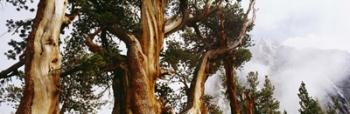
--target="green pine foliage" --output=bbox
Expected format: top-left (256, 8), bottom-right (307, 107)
top-left (255, 76), bottom-right (281, 114)
top-left (298, 82), bottom-right (324, 114)
top-left (222, 71), bottom-right (282, 114)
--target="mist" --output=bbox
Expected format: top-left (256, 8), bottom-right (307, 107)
top-left (205, 39), bottom-right (350, 113)
top-left (204, 0), bottom-right (350, 113)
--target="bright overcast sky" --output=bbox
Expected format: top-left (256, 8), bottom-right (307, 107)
top-left (253, 0), bottom-right (350, 51)
top-left (1, 0), bottom-right (350, 113)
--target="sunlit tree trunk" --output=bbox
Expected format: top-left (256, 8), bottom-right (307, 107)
top-left (183, 52), bottom-right (212, 114)
top-left (16, 0), bottom-right (68, 113)
top-left (125, 0), bottom-right (165, 113)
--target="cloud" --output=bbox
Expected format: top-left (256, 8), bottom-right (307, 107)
top-left (247, 0), bottom-right (350, 112)
top-left (244, 39), bottom-right (350, 113)
top-left (252, 0), bottom-right (350, 43)
top-left (283, 34), bottom-right (350, 51)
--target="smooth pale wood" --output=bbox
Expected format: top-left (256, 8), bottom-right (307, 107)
top-left (16, 0), bottom-right (67, 114)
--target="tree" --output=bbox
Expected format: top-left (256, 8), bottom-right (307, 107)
top-left (298, 82), bottom-right (324, 114)
top-left (13, 0), bottom-right (76, 113)
top-left (239, 72), bottom-right (281, 114)
top-left (1, 0), bottom-right (257, 113)
top-left (256, 76), bottom-right (281, 114)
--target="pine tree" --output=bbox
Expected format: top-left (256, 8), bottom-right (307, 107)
top-left (298, 82), bottom-right (324, 114)
top-left (256, 76), bottom-right (281, 114)
top-left (242, 72), bottom-right (281, 114)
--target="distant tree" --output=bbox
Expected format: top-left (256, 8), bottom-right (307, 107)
top-left (222, 71), bottom-right (281, 114)
top-left (298, 82), bottom-right (324, 114)
top-left (204, 95), bottom-right (223, 114)
top-left (255, 76), bottom-right (281, 114)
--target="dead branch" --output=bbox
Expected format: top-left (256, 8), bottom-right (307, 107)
top-left (0, 59), bottom-right (24, 79)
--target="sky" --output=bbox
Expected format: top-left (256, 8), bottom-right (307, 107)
top-left (1, 0), bottom-right (350, 113)
top-left (235, 0), bottom-right (350, 113)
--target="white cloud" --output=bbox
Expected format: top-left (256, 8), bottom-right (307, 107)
top-left (283, 33), bottom-right (350, 51)
top-left (244, 40), bottom-right (350, 113)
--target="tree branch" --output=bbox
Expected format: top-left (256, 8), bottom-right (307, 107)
top-left (63, 9), bottom-right (79, 25)
top-left (165, 0), bottom-right (220, 36)
top-left (83, 28), bottom-right (103, 53)
top-left (61, 54), bottom-right (127, 77)
top-left (160, 67), bottom-right (175, 77)
top-left (183, 51), bottom-right (213, 114)
top-left (108, 25), bottom-right (138, 46)
top-left (227, 0), bottom-right (256, 49)
top-left (209, 0), bottom-right (257, 57)
top-left (0, 59), bottom-right (24, 79)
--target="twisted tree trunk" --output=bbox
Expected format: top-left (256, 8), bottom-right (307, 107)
top-left (16, 0), bottom-right (68, 113)
top-left (183, 51), bottom-right (212, 114)
top-left (126, 0), bottom-right (165, 113)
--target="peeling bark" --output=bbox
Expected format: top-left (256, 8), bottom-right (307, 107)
top-left (16, 0), bottom-right (67, 114)
top-left (109, 0), bottom-right (255, 113)
top-left (125, 0), bottom-right (166, 113)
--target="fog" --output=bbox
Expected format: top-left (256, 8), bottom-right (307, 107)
top-left (205, 0), bottom-right (350, 113)
top-left (205, 39), bottom-right (350, 113)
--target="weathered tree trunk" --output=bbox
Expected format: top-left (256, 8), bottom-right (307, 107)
top-left (183, 51), bottom-right (213, 114)
top-left (16, 0), bottom-right (67, 113)
top-left (125, 0), bottom-right (165, 113)
top-left (219, 5), bottom-right (241, 114)
top-left (224, 59), bottom-right (241, 114)
top-left (112, 67), bottom-right (131, 114)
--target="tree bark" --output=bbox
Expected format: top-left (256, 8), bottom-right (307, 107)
top-left (183, 51), bottom-right (213, 114)
top-left (224, 59), bottom-right (240, 114)
top-left (245, 91), bottom-right (254, 114)
top-left (16, 0), bottom-right (67, 114)
top-left (112, 67), bottom-right (131, 114)
top-left (125, 0), bottom-right (165, 113)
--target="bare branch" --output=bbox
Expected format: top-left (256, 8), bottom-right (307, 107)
top-left (61, 54), bottom-right (127, 77)
top-left (165, 0), bottom-right (220, 36)
top-left (0, 59), bottom-right (24, 79)
top-left (63, 9), bottom-right (79, 24)
top-left (160, 67), bottom-right (175, 77)
top-left (183, 51), bottom-right (213, 114)
top-left (227, 0), bottom-right (256, 50)
top-left (164, 0), bottom-right (189, 34)
top-left (83, 28), bottom-right (103, 53)
top-left (108, 25), bottom-right (138, 46)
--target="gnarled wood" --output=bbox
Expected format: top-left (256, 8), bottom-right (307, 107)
top-left (16, 0), bottom-right (67, 113)
top-left (183, 51), bottom-right (213, 114)
top-left (124, 0), bottom-right (166, 113)
top-left (183, 1), bottom-right (256, 113)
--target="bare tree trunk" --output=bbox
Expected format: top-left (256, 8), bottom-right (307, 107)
top-left (183, 52), bottom-right (213, 114)
top-left (16, 0), bottom-right (67, 113)
top-left (112, 67), bottom-right (131, 114)
top-left (126, 0), bottom-right (165, 113)
top-left (224, 59), bottom-right (241, 114)
top-left (218, 5), bottom-right (241, 113)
